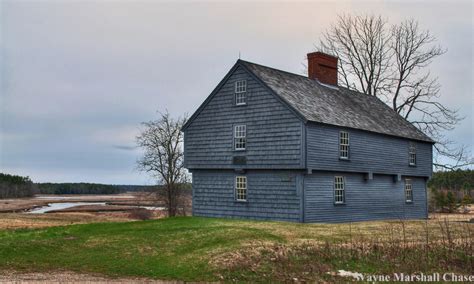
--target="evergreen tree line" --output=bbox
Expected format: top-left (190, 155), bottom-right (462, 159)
top-left (0, 173), bottom-right (36, 198)
top-left (36, 183), bottom-right (159, 194)
top-left (428, 169), bottom-right (473, 212)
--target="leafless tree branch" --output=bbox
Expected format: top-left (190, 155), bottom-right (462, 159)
top-left (136, 111), bottom-right (188, 216)
top-left (317, 14), bottom-right (472, 170)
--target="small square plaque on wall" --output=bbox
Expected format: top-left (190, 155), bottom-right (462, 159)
top-left (233, 156), bottom-right (247, 165)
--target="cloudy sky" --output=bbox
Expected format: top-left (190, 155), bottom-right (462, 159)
top-left (1, 0), bottom-right (472, 185)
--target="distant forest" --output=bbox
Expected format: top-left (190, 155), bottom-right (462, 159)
top-left (0, 173), bottom-right (36, 198)
top-left (428, 169), bottom-right (474, 193)
top-left (0, 172), bottom-right (158, 198)
top-left (428, 169), bottom-right (473, 212)
top-left (36, 183), bottom-right (156, 195)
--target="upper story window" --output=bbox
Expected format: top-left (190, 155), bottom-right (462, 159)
top-left (409, 142), bottom-right (416, 166)
top-left (234, 125), bottom-right (246, 150)
top-left (339, 131), bottom-right (350, 159)
top-left (235, 176), bottom-right (247, 201)
top-left (405, 179), bottom-right (413, 203)
top-left (334, 176), bottom-right (345, 204)
top-left (235, 80), bottom-right (247, 106)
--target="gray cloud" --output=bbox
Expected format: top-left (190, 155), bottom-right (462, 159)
top-left (0, 1), bottom-right (472, 184)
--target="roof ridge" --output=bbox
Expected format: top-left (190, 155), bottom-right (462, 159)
top-left (238, 59), bottom-right (310, 80)
top-left (239, 59), bottom-right (373, 96)
top-left (239, 59), bottom-right (434, 143)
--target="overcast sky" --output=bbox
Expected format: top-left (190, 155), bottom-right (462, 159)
top-left (0, 0), bottom-right (472, 185)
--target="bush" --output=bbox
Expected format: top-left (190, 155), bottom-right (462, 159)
top-left (128, 208), bottom-right (153, 220)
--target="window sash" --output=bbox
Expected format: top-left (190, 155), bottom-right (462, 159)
top-left (234, 125), bottom-right (246, 150)
top-left (405, 179), bottom-right (413, 202)
top-left (339, 131), bottom-right (350, 159)
top-left (235, 176), bottom-right (247, 201)
top-left (235, 80), bottom-right (247, 93)
top-left (334, 176), bottom-right (345, 204)
top-left (409, 143), bottom-right (416, 165)
top-left (235, 92), bottom-right (246, 105)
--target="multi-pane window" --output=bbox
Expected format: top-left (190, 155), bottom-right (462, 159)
top-left (334, 176), bottom-right (345, 204)
top-left (235, 80), bottom-right (247, 105)
top-left (234, 125), bottom-right (246, 150)
top-left (405, 179), bottom-right (413, 202)
top-left (235, 176), bottom-right (247, 201)
top-left (409, 143), bottom-right (416, 166)
top-left (339, 131), bottom-right (350, 159)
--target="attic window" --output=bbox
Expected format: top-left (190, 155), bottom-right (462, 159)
top-left (339, 131), bottom-right (350, 159)
top-left (234, 125), bottom-right (246, 151)
top-left (409, 143), bottom-right (416, 166)
top-left (235, 80), bottom-right (247, 105)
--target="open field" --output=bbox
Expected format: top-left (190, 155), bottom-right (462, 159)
top-left (0, 215), bottom-right (472, 282)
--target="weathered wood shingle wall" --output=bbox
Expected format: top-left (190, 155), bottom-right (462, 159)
top-left (184, 66), bottom-right (304, 170)
top-left (192, 170), bottom-right (303, 222)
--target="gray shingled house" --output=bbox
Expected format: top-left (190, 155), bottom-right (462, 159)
top-left (182, 52), bottom-right (433, 223)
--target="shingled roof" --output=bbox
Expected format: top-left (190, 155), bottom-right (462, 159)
top-left (240, 60), bottom-right (434, 143)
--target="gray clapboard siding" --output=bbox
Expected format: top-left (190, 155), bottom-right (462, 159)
top-left (192, 170), bottom-right (302, 222)
top-left (304, 172), bottom-right (427, 223)
top-left (306, 123), bottom-right (432, 177)
top-left (184, 66), bottom-right (304, 170)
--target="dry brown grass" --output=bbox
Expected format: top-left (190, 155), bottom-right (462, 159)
top-left (211, 216), bottom-right (473, 282)
top-left (0, 193), bottom-right (147, 213)
top-left (0, 212), bottom-right (132, 230)
top-left (211, 214), bottom-right (473, 246)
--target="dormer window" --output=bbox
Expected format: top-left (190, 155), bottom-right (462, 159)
top-left (339, 131), bottom-right (350, 159)
top-left (234, 125), bottom-right (246, 150)
top-left (409, 142), bottom-right (416, 166)
top-left (235, 80), bottom-right (247, 105)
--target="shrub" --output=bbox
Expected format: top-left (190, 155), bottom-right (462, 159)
top-left (128, 208), bottom-right (153, 220)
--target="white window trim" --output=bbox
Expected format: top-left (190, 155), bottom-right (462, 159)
top-left (235, 80), bottom-right (247, 93)
top-left (405, 179), bottom-right (413, 203)
top-left (235, 93), bottom-right (247, 106)
top-left (235, 80), bottom-right (247, 106)
top-left (409, 143), bottom-right (416, 166)
top-left (235, 176), bottom-right (247, 202)
top-left (334, 176), bottom-right (345, 204)
top-left (234, 125), bottom-right (246, 151)
top-left (339, 131), bottom-right (350, 159)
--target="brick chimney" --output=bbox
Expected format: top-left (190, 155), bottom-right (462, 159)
top-left (307, 52), bottom-right (338, 86)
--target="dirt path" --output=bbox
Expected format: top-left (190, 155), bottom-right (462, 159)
top-left (0, 271), bottom-right (181, 283)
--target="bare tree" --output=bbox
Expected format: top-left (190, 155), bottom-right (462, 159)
top-left (136, 111), bottom-right (188, 217)
top-left (318, 14), bottom-right (472, 170)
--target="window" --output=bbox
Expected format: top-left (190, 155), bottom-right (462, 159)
top-left (334, 176), bottom-right (345, 204)
top-left (235, 176), bottom-right (247, 201)
top-left (234, 125), bottom-right (246, 150)
top-left (409, 143), bottom-right (416, 166)
top-left (235, 80), bottom-right (247, 105)
top-left (405, 179), bottom-right (413, 203)
top-left (339, 131), bottom-right (350, 159)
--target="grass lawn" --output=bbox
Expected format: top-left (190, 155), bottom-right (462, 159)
top-left (0, 216), bottom-right (472, 282)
